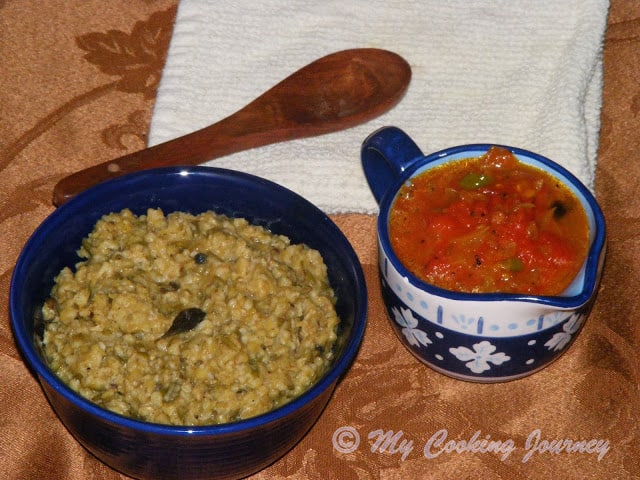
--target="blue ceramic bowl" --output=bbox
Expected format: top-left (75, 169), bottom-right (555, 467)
top-left (10, 167), bottom-right (367, 480)
top-left (362, 126), bottom-right (606, 382)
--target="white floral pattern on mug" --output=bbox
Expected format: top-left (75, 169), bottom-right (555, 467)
top-left (392, 306), bottom-right (432, 348)
top-left (449, 341), bottom-right (511, 373)
top-left (544, 313), bottom-right (584, 352)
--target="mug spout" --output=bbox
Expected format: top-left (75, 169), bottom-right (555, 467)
top-left (361, 126), bottom-right (424, 205)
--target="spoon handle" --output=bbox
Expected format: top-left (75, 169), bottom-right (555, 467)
top-left (52, 111), bottom-right (285, 206)
top-left (52, 48), bottom-right (411, 206)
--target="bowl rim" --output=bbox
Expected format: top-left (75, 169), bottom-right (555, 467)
top-left (10, 165), bottom-right (368, 436)
top-left (376, 143), bottom-right (607, 308)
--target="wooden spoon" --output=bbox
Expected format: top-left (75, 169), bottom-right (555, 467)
top-left (52, 48), bottom-right (411, 206)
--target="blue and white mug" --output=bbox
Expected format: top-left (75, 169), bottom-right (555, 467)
top-left (361, 126), bottom-right (606, 382)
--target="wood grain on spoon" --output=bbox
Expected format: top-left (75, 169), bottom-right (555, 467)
top-left (52, 48), bottom-right (411, 206)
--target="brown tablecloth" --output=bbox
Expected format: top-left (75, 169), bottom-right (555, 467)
top-left (2, 2), bottom-right (639, 479)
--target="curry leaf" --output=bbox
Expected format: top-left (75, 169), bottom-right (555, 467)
top-left (160, 307), bottom-right (206, 339)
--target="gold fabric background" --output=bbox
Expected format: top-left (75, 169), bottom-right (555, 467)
top-left (2, 1), bottom-right (639, 478)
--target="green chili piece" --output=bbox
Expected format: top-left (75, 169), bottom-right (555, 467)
top-left (460, 172), bottom-right (493, 190)
top-left (502, 257), bottom-right (524, 272)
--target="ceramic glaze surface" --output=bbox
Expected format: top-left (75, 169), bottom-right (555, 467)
top-left (362, 126), bottom-right (606, 382)
top-left (10, 166), bottom-right (367, 479)
top-left (379, 250), bottom-right (592, 381)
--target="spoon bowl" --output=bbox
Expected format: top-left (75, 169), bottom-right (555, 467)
top-left (52, 48), bottom-right (411, 206)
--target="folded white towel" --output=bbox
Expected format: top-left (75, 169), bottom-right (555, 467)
top-left (149, 0), bottom-right (609, 214)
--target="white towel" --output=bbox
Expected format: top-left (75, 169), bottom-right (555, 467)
top-left (149, 0), bottom-right (609, 214)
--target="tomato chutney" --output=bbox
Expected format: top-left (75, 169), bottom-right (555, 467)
top-left (389, 146), bottom-right (590, 295)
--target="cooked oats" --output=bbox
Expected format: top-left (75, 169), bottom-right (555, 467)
top-left (41, 208), bottom-right (339, 426)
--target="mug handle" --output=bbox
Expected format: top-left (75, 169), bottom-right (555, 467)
top-left (361, 126), bottom-right (424, 205)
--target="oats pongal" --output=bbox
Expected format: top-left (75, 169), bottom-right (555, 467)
top-left (40, 208), bottom-right (340, 426)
